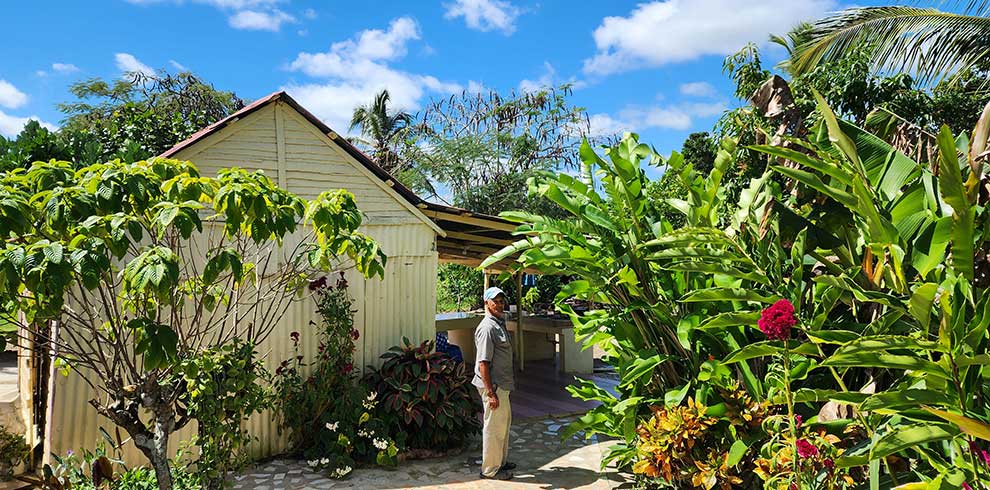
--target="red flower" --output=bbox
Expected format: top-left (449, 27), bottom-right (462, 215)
top-left (794, 414), bottom-right (802, 430)
top-left (341, 362), bottom-right (353, 374)
top-left (290, 331), bottom-right (300, 343)
top-left (962, 482), bottom-right (972, 490)
top-left (309, 276), bottom-right (328, 291)
top-left (823, 458), bottom-right (834, 471)
top-left (758, 299), bottom-right (797, 340)
top-left (351, 329), bottom-right (360, 340)
top-left (796, 439), bottom-right (818, 459)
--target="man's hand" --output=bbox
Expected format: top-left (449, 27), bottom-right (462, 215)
top-left (486, 390), bottom-right (499, 410)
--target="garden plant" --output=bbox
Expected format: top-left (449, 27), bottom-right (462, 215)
top-left (486, 88), bottom-right (990, 488)
top-left (0, 157), bottom-right (386, 489)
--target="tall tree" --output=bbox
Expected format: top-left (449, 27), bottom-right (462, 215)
top-left (789, 3), bottom-right (990, 85)
top-left (406, 84), bottom-right (599, 216)
top-left (59, 71), bottom-right (244, 163)
top-left (349, 90), bottom-right (413, 177)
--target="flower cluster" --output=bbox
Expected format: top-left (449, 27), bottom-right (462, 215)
top-left (325, 422), bottom-right (338, 432)
top-left (331, 465), bottom-right (352, 479)
top-left (362, 392), bottom-right (378, 410)
top-left (373, 438), bottom-right (389, 450)
top-left (758, 299), bottom-right (798, 340)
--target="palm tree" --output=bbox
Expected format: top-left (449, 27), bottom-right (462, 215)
top-left (349, 89), bottom-right (412, 174)
top-left (789, 3), bottom-right (990, 85)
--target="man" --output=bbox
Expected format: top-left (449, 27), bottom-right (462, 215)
top-left (473, 286), bottom-right (516, 480)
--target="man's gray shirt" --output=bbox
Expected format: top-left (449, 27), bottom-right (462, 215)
top-left (472, 313), bottom-right (515, 392)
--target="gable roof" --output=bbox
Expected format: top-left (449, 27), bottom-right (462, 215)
top-left (160, 91), bottom-right (448, 235)
top-left (160, 91), bottom-right (530, 269)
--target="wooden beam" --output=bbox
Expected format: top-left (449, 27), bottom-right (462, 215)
top-left (423, 210), bottom-right (518, 232)
top-left (444, 231), bottom-right (516, 247)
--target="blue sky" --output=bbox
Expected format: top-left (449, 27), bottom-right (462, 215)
top-left (3, 0), bottom-right (884, 176)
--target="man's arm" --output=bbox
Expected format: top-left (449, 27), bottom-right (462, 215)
top-left (478, 360), bottom-right (499, 410)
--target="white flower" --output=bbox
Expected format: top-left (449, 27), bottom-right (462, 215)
top-left (366, 391), bottom-right (377, 401)
top-left (307, 460), bottom-right (318, 468)
top-left (320, 458), bottom-right (330, 466)
top-left (325, 421), bottom-right (339, 431)
top-left (373, 438), bottom-right (389, 450)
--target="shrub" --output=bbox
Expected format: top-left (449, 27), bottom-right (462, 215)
top-left (273, 274), bottom-right (397, 477)
top-left (25, 444), bottom-right (201, 490)
top-left (179, 339), bottom-right (268, 488)
top-left (364, 338), bottom-right (480, 451)
top-left (0, 426), bottom-right (28, 480)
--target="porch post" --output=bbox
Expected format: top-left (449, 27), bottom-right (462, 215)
top-left (515, 271), bottom-right (524, 372)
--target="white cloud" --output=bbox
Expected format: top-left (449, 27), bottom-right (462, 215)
top-left (285, 17), bottom-right (462, 133)
top-left (519, 62), bottom-right (556, 93)
top-left (115, 53), bottom-right (155, 76)
top-left (0, 81), bottom-right (28, 109)
top-left (592, 100), bottom-right (729, 135)
top-left (444, 0), bottom-right (522, 35)
top-left (466, 80), bottom-right (485, 93)
top-left (584, 0), bottom-right (835, 75)
top-left (229, 9), bottom-right (295, 31)
top-left (169, 60), bottom-right (188, 71)
top-left (0, 110), bottom-right (56, 137)
top-left (680, 81), bottom-right (716, 97)
top-left (52, 63), bottom-right (80, 74)
top-left (588, 113), bottom-right (633, 137)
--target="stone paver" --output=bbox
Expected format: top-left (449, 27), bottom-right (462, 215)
top-left (232, 415), bottom-right (628, 489)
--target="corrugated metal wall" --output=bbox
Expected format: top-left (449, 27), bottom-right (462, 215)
top-left (47, 223), bottom-right (438, 464)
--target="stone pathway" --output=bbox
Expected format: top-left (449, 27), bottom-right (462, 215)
top-left (231, 415), bottom-right (628, 489)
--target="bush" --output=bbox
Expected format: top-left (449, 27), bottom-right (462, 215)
top-left (179, 340), bottom-right (268, 488)
top-left (273, 273), bottom-right (397, 478)
top-left (26, 444), bottom-right (201, 490)
top-left (0, 426), bottom-right (28, 480)
top-left (364, 338), bottom-right (480, 452)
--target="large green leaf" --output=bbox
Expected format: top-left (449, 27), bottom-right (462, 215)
top-left (935, 125), bottom-right (975, 281)
top-left (860, 390), bottom-right (953, 411)
top-left (923, 407), bottom-right (990, 441)
top-left (870, 423), bottom-right (958, 459)
top-left (822, 352), bottom-right (947, 377)
top-left (680, 288), bottom-right (779, 304)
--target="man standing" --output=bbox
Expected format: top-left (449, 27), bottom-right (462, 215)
top-left (473, 286), bottom-right (516, 480)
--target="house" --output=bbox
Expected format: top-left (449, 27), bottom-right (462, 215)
top-left (40, 91), bottom-right (459, 464)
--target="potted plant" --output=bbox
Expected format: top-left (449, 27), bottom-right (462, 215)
top-left (0, 426), bottom-right (29, 481)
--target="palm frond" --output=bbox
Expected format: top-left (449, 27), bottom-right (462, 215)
top-left (791, 6), bottom-right (990, 85)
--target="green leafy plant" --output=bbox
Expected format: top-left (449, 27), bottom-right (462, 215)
top-left (273, 274), bottom-right (397, 477)
top-left (0, 157), bottom-right (386, 490)
top-left (179, 340), bottom-right (268, 488)
top-left (364, 338), bottom-right (480, 452)
top-left (0, 426), bottom-right (28, 480)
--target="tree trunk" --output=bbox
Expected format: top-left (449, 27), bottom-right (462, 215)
top-left (130, 406), bottom-right (176, 490)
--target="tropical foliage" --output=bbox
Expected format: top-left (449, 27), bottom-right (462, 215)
top-left (788, 3), bottom-right (990, 85)
top-left (485, 85), bottom-right (990, 487)
top-left (272, 273), bottom-right (397, 478)
top-left (349, 89), bottom-right (413, 177)
top-left (364, 338), bottom-right (480, 452)
top-left (0, 157), bottom-right (385, 489)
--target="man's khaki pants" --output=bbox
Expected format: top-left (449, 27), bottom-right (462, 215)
top-left (478, 387), bottom-right (511, 477)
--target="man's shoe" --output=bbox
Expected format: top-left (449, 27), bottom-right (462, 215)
top-left (500, 462), bottom-right (517, 471)
top-left (479, 470), bottom-right (514, 481)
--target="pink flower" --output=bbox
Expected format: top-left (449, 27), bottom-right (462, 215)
top-left (758, 299), bottom-right (797, 340)
top-left (341, 362), bottom-right (353, 374)
top-left (796, 439), bottom-right (818, 459)
top-left (962, 482), bottom-right (972, 490)
top-left (823, 458), bottom-right (834, 470)
top-left (794, 414), bottom-right (802, 430)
